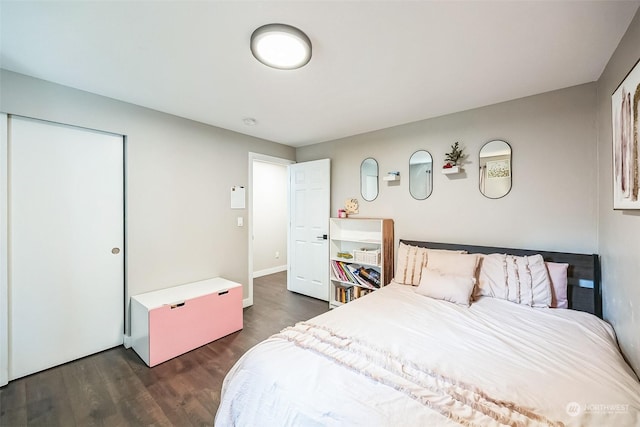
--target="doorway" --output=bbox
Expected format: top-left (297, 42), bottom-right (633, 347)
top-left (247, 153), bottom-right (294, 307)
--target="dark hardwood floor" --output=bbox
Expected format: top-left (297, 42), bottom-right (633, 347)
top-left (0, 272), bottom-right (329, 426)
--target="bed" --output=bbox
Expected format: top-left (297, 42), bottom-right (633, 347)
top-left (215, 241), bottom-right (640, 426)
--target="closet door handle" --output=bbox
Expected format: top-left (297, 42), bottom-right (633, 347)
top-left (111, 248), bottom-right (121, 254)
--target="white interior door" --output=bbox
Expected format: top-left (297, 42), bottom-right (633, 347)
top-left (8, 116), bottom-right (124, 380)
top-left (288, 159), bottom-right (330, 301)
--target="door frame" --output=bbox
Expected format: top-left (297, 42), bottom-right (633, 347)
top-left (247, 152), bottom-right (294, 308)
top-left (1, 113), bottom-right (8, 386)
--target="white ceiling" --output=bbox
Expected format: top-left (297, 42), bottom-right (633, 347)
top-left (1, 1), bottom-right (638, 147)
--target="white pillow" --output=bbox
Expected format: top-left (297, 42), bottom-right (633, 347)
top-left (474, 254), bottom-right (505, 299)
top-left (546, 262), bottom-right (569, 309)
top-left (426, 251), bottom-right (480, 278)
top-left (477, 253), bottom-right (552, 307)
top-left (416, 268), bottom-right (475, 306)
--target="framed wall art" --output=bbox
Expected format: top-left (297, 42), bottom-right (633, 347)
top-left (486, 159), bottom-right (511, 179)
top-left (612, 57), bottom-right (640, 209)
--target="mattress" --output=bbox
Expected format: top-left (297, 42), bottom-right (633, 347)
top-left (215, 283), bottom-right (640, 426)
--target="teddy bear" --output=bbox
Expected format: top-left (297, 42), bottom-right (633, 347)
top-left (344, 198), bottom-right (359, 215)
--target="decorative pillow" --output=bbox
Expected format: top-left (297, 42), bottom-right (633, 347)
top-left (395, 243), bottom-right (428, 285)
top-left (546, 262), bottom-right (569, 309)
top-left (477, 253), bottom-right (552, 307)
top-left (394, 243), bottom-right (466, 285)
top-left (474, 254), bottom-right (506, 299)
top-left (416, 268), bottom-right (475, 306)
top-left (426, 251), bottom-right (480, 278)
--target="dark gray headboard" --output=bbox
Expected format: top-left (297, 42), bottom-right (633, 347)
top-left (400, 240), bottom-right (602, 318)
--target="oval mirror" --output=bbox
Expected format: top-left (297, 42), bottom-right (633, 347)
top-left (360, 158), bottom-right (379, 201)
top-left (409, 150), bottom-right (433, 200)
top-left (479, 140), bottom-right (512, 199)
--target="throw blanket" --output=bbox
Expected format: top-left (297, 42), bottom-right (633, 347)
top-left (275, 322), bottom-right (562, 427)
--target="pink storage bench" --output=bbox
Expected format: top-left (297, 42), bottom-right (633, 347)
top-left (130, 277), bottom-right (243, 367)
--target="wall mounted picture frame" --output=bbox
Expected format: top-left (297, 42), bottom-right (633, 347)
top-left (612, 57), bottom-right (640, 210)
top-left (486, 159), bottom-right (511, 179)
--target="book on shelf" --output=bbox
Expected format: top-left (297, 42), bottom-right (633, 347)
top-left (331, 260), bottom-right (380, 289)
top-left (330, 261), bottom-right (347, 282)
top-left (357, 267), bottom-right (380, 287)
top-left (334, 282), bottom-right (373, 303)
top-left (334, 283), bottom-right (352, 303)
top-left (347, 264), bottom-right (377, 289)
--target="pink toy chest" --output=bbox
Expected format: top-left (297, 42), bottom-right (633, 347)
top-left (130, 277), bottom-right (243, 367)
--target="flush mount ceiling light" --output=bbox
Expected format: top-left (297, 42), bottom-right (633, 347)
top-left (250, 23), bottom-right (312, 70)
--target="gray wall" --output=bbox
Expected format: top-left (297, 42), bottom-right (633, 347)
top-left (597, 9), bottom-right (640, 376)
top-left (297, 83), bottom-right (598, 255)
top-left (0, 69), bottom-right (295, 334)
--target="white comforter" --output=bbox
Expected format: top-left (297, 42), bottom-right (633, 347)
top-left (215, 283), bottom-right (640, 426)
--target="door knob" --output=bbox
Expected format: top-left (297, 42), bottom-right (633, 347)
top-left (111, 248), bottom-right (120, 254)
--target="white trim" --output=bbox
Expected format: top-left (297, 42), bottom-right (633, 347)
top-left (248, 152), bottom-right (294, 309)
top-left (0, 113), bottom-right (8, 386)
top-left (123, 334), bottom-right (132, 349)
top-left (253, 265), bottom-right (287, 278)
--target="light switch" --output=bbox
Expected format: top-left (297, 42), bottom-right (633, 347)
top-left (237, 217), bottom-right (244, 227)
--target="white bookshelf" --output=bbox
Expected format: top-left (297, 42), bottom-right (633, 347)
top-left (329, 218), bottom-right (394, 309)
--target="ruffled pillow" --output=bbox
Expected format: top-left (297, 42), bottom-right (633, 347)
top-left (476, 253), bottom-right (552, 307)
top-left (394, 243), bottom-right (466, 285)
top-left (395, 243), bottom-right (428, 285)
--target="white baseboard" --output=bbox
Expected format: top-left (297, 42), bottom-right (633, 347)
top-left (123, 334), bottom-right (132, 349)
top-left (243, 297), bottom-right (253, 308)
top-left (253, 265), bottom-right (287, 278)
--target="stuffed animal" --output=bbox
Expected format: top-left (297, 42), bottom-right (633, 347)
top-left (345, 198), bottom-right (359, 215)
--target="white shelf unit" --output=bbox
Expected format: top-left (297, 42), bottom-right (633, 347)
top-left (329, 218), bottom-right (394, 309)
top-left (442, 166), bottom-right (462, 174)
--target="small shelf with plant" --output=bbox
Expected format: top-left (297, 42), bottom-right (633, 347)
top-left (442, 141), bottom-right (465, 174)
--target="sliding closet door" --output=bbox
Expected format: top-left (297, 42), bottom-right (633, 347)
top-left (9, 116), bottom-right (124, 380)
